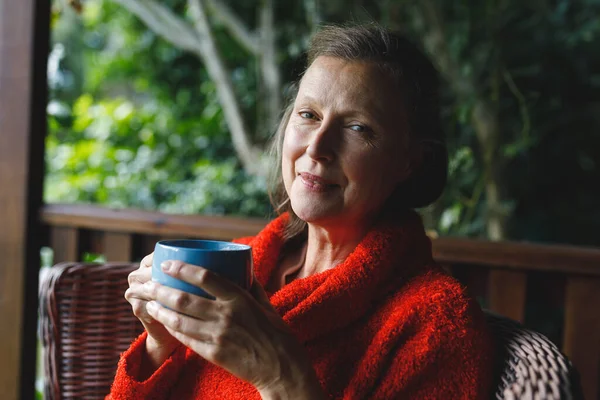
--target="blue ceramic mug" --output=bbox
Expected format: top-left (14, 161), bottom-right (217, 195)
top-left (152, 239), bottom-right (253, 299)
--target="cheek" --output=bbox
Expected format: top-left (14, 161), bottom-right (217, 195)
top-left (346, 150), bottom-right (404, 194)
top-left (283, 124), bottom-right (305, 151)
top-left (281, 128), bottom-right (299, 189)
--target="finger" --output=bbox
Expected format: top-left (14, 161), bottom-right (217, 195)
top-left (128, 267), bottom-right (152, 287)
top-left (249, 278), bottom-right (274, 311)
top-left (146, 300), bottom-right (214, 341)
top-left (126, 293), bottom-right (145, 313)
top-left (140, 252), bottom-right (154, 268)
top-left (163, 325), bottom-right (218, 361)
top-left (143, 281), bottom-right (217, 320)
top-left (161, 261), bottom-right (241, 300)
top-left (125, 283), bottom-right (159, 323)
top-left (125, 284), bottom-right (154, 302)
top-left (126, 293), bottom-right (154, 323)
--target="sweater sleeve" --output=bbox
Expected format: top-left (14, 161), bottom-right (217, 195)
top-left (366, 272), bottom-right (495, 400)
top-left (232, 236), bottom-right (254, 245)
top-left (105, 332), bottom-right (189, 400)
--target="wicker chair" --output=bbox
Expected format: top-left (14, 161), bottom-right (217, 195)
top-left (39, 262), bottom-right (143, 400)
top-left (39, 262), bottom-right (582, 400)
top-left (486, 310), bottom-right (583, 400)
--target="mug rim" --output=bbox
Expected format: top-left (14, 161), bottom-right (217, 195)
top-left (156, 239), bottom-right (251, 252)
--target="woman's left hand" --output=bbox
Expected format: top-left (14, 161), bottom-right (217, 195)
top-left (143, 260), bottom-right (320, 396)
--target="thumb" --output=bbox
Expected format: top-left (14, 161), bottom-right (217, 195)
top-left (250, 276), bottom-right (274, 311)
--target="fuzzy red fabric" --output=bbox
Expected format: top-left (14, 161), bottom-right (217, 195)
top-left (107, 210), bottom-right (495, 399)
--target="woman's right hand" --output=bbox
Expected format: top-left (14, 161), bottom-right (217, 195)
top-left (125, 253), bottom-right (180, 370)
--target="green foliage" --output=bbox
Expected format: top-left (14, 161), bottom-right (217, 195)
top-left (47, 0), bottom-right (600, 245)
top-left (82, 252), bottom-right (107, 263)
top-left (393, 0), bottom-right (600, 244)
top-left (47, 0), bottom-right (270, 217)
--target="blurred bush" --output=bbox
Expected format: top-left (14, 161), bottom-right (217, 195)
top-left (46, 0), bottom-right (600, 244)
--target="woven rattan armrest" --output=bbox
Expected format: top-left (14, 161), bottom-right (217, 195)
top-left (484, 310), bottom-right (584, 400)
top-left (39, 262), bottom-right (144, 400)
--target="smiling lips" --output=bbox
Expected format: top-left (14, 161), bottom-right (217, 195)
top-left (299, 172), bottom-right (337, 192)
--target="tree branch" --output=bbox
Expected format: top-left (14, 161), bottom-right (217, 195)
top-left (259, 0), bottom-right (282, 135)
top-left (205, 0), bottom-right (260, 54)
top-left (415, 0), bottom-right (507, 240)
top-left (417, 0), bottom-right (475, 99)
top-left (416, 0), bottom-right (501, 151)
top-left (503, 68), bottom-right (531, 141)
top-left (111, 0), bottom-right (200, 53)
top-left (188, 0), bottom-right (263, 176)
top-left (304, 0), bottom-right (321, 32)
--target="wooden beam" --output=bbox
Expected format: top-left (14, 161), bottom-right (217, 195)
top-left (41, 203), bottom-right (267, 241)
top-left (433, 236), bottom-right (600, 276)
top-left (41, 203), bottom-right (600, 276)
top-left (0, 0), bottom-right (50, 399)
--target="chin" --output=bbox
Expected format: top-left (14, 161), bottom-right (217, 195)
top-left (289, 183), bottom-right (346, 223)
top-left (290, 199), bottom-right (339, 225)
top-left (291, 205), bottom-right (324, 223)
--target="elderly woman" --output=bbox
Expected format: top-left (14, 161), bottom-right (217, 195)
top-left (107, 25), bottom-right (494, 399)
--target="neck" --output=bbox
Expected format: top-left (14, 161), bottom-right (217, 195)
top-left (301, 221), bottom-right (372, 277)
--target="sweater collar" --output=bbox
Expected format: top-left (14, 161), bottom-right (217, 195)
top-left (249, 210), bottom-right (433, 343)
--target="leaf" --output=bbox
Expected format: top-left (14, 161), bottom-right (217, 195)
top-left (82, 252), bottom-right (106, 263)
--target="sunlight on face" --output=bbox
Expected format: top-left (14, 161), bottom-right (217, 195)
top-left (282, 56), bottom-right (412, 229)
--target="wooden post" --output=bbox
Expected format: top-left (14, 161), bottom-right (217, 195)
top-left (104, 232), bottom-right (133, 261)
top-left (51, 226), bottom-right (79, 263)
top-left (0, 1), bottom-right (50, 399)
top-left (563, 276), bottom-right (600, 400)
top-left (488, 269), bottom-right (527, 323)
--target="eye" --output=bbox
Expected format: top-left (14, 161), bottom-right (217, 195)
top-left (349, 124), bottom-right (366, 132)
top-left (348, 123), bottom-right (373, 135)
top-left (299, 111), bottom-right (317, 120)
top-left (347, 123), bottom-right (375, 144)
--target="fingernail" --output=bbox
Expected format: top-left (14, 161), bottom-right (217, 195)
top-left (161, 261), bottom-right (172, 272)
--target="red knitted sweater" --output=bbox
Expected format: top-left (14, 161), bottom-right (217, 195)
top-left (107, 211), bottom-right (494, 399)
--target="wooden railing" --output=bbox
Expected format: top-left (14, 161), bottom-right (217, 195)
top-left (40, 203), bottom-right (600, 399)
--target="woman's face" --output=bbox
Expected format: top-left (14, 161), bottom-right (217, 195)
top-left (282, 56), bottom-right (412, 229)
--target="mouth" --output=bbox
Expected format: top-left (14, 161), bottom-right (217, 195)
top-left (298, 172), bottom-right (337, 191)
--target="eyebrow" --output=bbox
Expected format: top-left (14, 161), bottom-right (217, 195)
top-left (295, 95), bottom-right (320, 107)
top-left (297, 93), bottom-right (380, 114)
top-left (296, 94), bottom-right (390, 126)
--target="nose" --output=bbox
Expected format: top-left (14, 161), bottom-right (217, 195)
top-left (306, 122), bottom-right (337, 162)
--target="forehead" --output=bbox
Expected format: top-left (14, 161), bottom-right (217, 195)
top-left (297, 56), bottom-right (401, 118)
